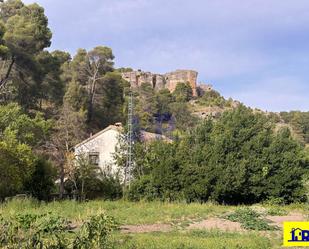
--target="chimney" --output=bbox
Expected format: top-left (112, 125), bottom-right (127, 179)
top-left (115, 122), bottom-right (122, 127)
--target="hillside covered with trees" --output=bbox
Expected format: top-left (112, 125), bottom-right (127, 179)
top-left (0, 0), bottom-right (308, 205)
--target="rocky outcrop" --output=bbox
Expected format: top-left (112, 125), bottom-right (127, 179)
top-left (165, 70), bottom-right (197, 96)
top-left (196, 83), bottom-right (213, 96)
top-left (121, 69), bottom-right (198, 96)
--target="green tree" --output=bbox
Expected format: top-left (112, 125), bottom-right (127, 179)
top-left (0, 103), bottom-right (51, 199)
top-left (0, 129), bottom-right (36, 200)
top-left (24, 157), bottom-right (56, 201)
top-left (135, 83), bottom-right (158, 131)
top-left (155, 88), bottom-right (173, 116)
top-left (91, 72), bottom-right (127, 129)
top-left (173, 82), bottom-right (193, 102)
top-left (197, 89), bottom-right (227, 107)
top-left (0, 0), bottom-right (24, 22)
top-left (183, 106), bottom-right (307, 204)
top-left (0, 1), bottom-right (54, 109)
top-left (129, 105), bottom-right (308, 204)
top-left (0, 103), bottom-right (50, 146)
top-left (68, 46), bottom-right (114, 126)
top-left (168, 102), bottom-right (198, 132)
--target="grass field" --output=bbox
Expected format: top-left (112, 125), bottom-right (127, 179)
top-left (0, 198), bottom-right (308, 248)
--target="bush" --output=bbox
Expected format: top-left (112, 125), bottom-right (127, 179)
top-left (129, 106), bottom-right (308, 204)
top-left (127, 175), bottom-right (159, 201)
top-left (84, 173), bottom-right (123, 200)
top-left (0, 212), bottom-right (117, 248)
top-left (65, 171), bottom-right (123, 201)
top-left (25, 158), bottom-right (57, 201)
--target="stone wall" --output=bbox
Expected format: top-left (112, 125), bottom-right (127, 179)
top-left (121, 69), bottom-right (198, 96)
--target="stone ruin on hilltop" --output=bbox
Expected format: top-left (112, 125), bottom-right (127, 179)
top-left (121, 69), bottom-right (213, 97)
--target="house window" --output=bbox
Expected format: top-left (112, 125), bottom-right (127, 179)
top-left (88, 152), bottom-right (99, 165)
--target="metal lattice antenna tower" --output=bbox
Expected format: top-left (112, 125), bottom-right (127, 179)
top-left (124, 91), bottom-right (134, 187)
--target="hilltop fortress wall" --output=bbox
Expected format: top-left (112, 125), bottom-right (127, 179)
top-left (121, 69), bottom-right (200, 96)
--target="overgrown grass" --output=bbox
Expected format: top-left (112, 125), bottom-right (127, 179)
top-left (0, 198), bottom-right (234, 225)
top-left (114, 230), bottom-right (273, 249)
top-left (0, 198), bottom-right (308, 248)
top-left (266, 206), bottom-right (288, 216)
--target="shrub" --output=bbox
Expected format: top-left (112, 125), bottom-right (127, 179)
top-left (24, 157), bottom-right (57, 201)
top-left (0, 212), bottom-right (117, 248)
top-left (73, 213), bottom-right (118, 249)
top-left (127, 175), bottom-right (159, 201)
top-left (129, 106), bottom-right (308, 204)
top-left (225, 208), bottom-right (278, 231)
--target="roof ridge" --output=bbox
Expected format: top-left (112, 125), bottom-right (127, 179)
top-left (75, 125), bottom-right (122, 148)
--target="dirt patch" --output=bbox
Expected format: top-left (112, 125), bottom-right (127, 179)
top-left (120, 212), bottom-right (306, 234)
top-left (187, 217), bottom-right (244, 232)
top-left (266, 212), bottom-right (305, 229)
top-left (121, 224), bottom-right (172, 233)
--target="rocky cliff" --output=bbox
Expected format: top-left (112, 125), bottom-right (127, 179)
top-left (121, 69), bottom-right (199, 96)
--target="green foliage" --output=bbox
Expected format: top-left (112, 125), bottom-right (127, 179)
top-left (25, 157), bottom-right (57, 201)
top-left (96, 72), bottom-right (127, 128)
top-left (0, 129), bottom-right (35, 200)
top-left (73, 213), bottom-right (118, 249)
top-left (0, 103), bottom-right (51, 146)
top-left (196, 90), bottom-right (228, 107)
top-left (129, 105), bottom-right (308, 204)
top-left (128, 175), bottom-right (160, 201)
top-left (168, 102), bottom-right (198, 131)
top-left (36, 50), bottom-right (66, 106)
top-left (64, 80), bottom-right (88, 112)
top-left (0, 0), bottom-right (68, 110)
top-left (0, 103), bottom-right (51, 200)
top-left (225, 208), bottom-right (278, 231)
top-left (0, 211), bottom-right (117, 249)
top-left (280, 111), bottom-right (309, 144)
top-left (266, 206), bottom-right (288, 216)
top-left (173, 82), bottom-right (193, 102)
top-left (155, 88), bottom-right (173, 116)
top-left (183, 106), bottom-right (307, 204)
top-left (0, 0), bottom-right (24, 22)
top-left (68, 154), bottom-right (123, 200)
top-left (3, 3), bottom-right (51, 54)
top-left (115, 231), bottom-right (272, 249)
top-left (127, 141), bottom-right (183, 201)
top-left (67, 46), bottom-right (115, 129)
top-left (135, 83), bottom-right (158, 131)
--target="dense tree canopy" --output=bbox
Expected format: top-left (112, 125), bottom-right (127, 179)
top-left (129, 106), bottom-right (308, 204)
top-left (0, 103), bottom-right (50, 200)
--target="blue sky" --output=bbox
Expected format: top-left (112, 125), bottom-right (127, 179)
top-left (24, 0), bottom-right (309, 111)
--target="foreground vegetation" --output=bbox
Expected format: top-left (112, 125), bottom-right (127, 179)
top-left (1, 198), bottom-right (308, 248)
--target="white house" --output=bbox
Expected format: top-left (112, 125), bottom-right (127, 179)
top-left (74, 123), bottom-right (171, 176)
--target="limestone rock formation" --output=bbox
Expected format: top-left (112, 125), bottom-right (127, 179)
top-left (121, 69), bottom-right (198, 96)
top-left (196, 83), bottom-right (213, 96)
top-left (165, 70), bottom-right (198, 96)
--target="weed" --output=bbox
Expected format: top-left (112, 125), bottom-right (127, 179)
top-left (266, 207), bottom-right (288, 216)
top-left (225, 208), bottom-right (278, 231)
top-left (0, 212), bottom-right (117, 248)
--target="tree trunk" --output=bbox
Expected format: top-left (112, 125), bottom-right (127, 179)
top-left (0, 57), bottom-right (15, 89)
top-left (59, 164), bottom-right (65, 199)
